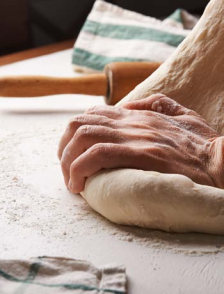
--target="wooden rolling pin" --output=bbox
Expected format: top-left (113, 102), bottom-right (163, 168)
top-left (0, 62), bottom-right (161, 105)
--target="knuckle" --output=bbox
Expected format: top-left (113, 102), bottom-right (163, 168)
top-left (68, 115), bottom-right (87, 130)
top-left (159, 96), bottom-right (171, 104)
top-left (85, 105), bottom-right (99, 114)
top-left (158, 96), bottom-right (173, 106)
top-left (75, 125), bottom-right (96, 140)
top-left (145, 145), bottom-right (167, 156)
top-left (67, 119), bottom-right (79, 131)
top-left (90, 143), bottom-right (105, 154)
top-left (89, 143), bottom-right (111, 156)
top-left (75, 125), bottom-right (112, 142)
top-left (151, 100), bottom-right (163, 112)
top-left (187, 110), bottom-right (200, 117)
top-left (152, 93), bottom-right (166, 99)
top-left (152, 96), bottom-right (181, 115)
top-left (75, 125), bottom-right (91, 141)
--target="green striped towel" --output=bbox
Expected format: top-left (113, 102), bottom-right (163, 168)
top-left (0, 256), bottom-right (126, 294)
top-left (72, 0), bottom-right (198, 73)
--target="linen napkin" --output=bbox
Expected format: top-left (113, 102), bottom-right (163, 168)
top-left (0, 256), bottom-right (126, 294)
top-left (72, 0), bottom-right (198, 72)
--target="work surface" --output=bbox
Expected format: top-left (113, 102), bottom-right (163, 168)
top-left (0, 49), bottom-right (224, 294)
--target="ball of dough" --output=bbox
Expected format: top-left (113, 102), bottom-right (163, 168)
top-left (82, 0), bottom-right (224, 234)
top-left (82, 169), bottom-right (224, 234)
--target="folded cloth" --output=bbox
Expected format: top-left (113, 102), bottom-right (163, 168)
top-left (72, 0), bottom-right (198, 73)
top-left (163, 8), bottom-right (199, 30)
top-left (0, 256), bottom-right (126, 294)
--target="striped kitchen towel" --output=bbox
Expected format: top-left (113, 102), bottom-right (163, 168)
top-left (72, 0), bottom-right (198, 73)
top-left (0, 256), bottom-right (126, 294)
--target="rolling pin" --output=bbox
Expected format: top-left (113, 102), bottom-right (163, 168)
top-left (0, 62), bottom-right (161, 105)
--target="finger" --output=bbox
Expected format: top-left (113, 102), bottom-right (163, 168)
top-left (85, 105), bottom-right (124, 119)
top-left (68, 143), bottom-right (137, 193)
top-left (123, 94), bottom-right (199, 117)
top-left (68, 144), bottom-right (167, 193)
top-left (61, 125), bottom-right (123, 185)
top-left (58, 114), bottom-right (116, 159)
top-left (122, 94), bottom-right (165, 110)
top-left (150, 96), bottom-right (199, 117)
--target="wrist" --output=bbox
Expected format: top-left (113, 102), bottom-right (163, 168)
top-left (208, 136), bottom-right (224, 189)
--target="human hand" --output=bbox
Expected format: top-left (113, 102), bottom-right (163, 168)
top-left (58, 94), bottom-right (224, 193)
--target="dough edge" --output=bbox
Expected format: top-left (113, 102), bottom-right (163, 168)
top-left (81, 0), bottom-right (224, 235)
top-left (82, 169), bottom-right (224, 235)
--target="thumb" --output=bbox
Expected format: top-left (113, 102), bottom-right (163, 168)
top-left (122, 94), bottom-right (199, 117)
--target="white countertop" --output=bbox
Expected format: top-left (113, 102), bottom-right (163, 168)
top-left (0, 49), bottom-right (224, 294)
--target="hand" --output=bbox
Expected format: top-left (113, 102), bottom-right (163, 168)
top-left (58, 94), bottom-right (224, 193)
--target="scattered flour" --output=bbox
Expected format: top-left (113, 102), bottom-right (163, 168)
top-left (0, 123), bottom-right (224, 256)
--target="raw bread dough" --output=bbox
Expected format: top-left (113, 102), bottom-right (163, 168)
top-left (82, 0), bottom-right (224, 234)
top-left (83, 169), bottom-right (224, 234)
top-left (119, 0), bottom-right (224, 135)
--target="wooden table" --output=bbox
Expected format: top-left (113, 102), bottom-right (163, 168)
top-left (0, 39), bottom-right (74, 66)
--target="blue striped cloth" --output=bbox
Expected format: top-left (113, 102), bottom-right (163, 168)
top-left (0, 256), bottom-right (126, 293)
top-left (72, 0), bottom-right (198, 72)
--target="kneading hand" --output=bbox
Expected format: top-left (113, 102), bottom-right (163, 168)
top-left (58, 94), bottom-right (224, 193)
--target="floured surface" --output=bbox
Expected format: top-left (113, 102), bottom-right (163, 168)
top-left (0, 49), bottom-right (224, 293)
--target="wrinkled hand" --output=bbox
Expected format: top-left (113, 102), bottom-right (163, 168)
top-left (58, 94), bottom-right (224, 193)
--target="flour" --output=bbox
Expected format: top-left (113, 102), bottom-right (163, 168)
top-left (0, 122), bottom-right (223, 257)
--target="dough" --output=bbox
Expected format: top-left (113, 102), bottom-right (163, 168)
top-left (118, 0), bottom-right (224, 135)
top-left (82, 0), bottom-right (224, 234)
top-left (82, 169), bottom-right (224, 234)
